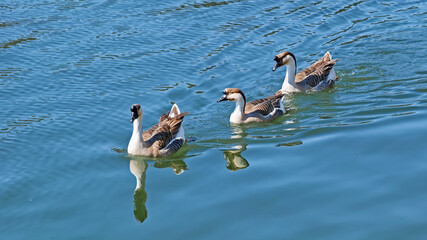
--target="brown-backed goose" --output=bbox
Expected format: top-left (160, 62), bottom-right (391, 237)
top-left (128, 104), bottom-right (188, 157)
top-left (273, 51), bottom-right (338, 93)
top-left (217, 88), bottom-right (285, 124)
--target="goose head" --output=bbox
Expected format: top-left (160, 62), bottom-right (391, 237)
top-left (272, 51), bottom-right (296, 71)
top-left (217, 88), bottom-right (246, 104)
top-left (130, 104), bottom-right (142, 123)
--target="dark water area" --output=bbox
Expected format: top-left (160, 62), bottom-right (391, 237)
top-left (1, 0), bottom-right (426, 239)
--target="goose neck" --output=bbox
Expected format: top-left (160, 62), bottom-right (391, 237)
top-left (283, 58), bottom-right (297, 88)
top-left (133, 117), bottom-right (143, 134)
top-left (230, 97), bottom-right (246, 122)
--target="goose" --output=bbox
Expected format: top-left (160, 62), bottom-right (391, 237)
top-left (217, 88), bottom-right (285, 124)
top-left (128, 103), bottom-right (188, 157)
top-left (272, 51), bottom-right (338, 93)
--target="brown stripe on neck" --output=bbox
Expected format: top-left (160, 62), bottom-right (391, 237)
top-left (286, 52), bottom-right (297, 74)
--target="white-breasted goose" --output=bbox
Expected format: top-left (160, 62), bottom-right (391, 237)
top-left (217, 88), bottom-right (285, 124)
top-left (273, 51), bottom-right (338, 93)
top-left (128, 104), bottom-right (188, 157)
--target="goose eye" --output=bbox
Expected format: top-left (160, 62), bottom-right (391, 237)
top-left (274, 56), bottom-right (279, 62)
top-left (222, 90), bottom-right (226, 94)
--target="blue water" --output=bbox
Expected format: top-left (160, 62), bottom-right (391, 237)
top-left (1, 0), bottom-right (426, 239)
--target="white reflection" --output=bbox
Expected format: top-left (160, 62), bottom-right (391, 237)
top-left (222, 125), bottom-right (249, 171)
top-left (129, 158), bottom-right (188, 223)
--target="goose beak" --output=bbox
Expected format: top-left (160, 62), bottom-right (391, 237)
top-left (217, 95), bottom-right (228, 103)
top-left (272, 56), bottom-right (281, 72)
top-left (272, 62), bottom-right (281, 72)
top-left (130, 111), bottom-right (138, 123)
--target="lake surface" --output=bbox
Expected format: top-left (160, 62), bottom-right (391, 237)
top-left (1, 0), bottom-right (426, 239)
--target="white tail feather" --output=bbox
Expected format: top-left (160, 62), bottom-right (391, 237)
top-left (279, 96), bottom-right (285, 113)
top-left (327, 68), bottom-right (336, 81)
top-left (169, 103), bottom-right (185, 139)
top-left (169, 104), bottom-right (181, 117)
top-left (325, 51), bottom-right (332, 61)
top-left (325, 52), bottom-right (336, 81)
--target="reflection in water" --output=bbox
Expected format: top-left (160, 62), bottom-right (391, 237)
top-left (129, 158), bottom-right (188, 223)
top-left (129, 159), bottom-right (148, 223)
top-left (223, 145), bottom-right (249, 171)
top-left (222, 126), bottom-right (249, 171)
top-left (154, 160), bottom-right (188, 175)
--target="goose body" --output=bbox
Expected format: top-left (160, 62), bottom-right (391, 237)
top-left (128, 104), bottom-right (188, 157)
top-left (273, 51), bottom-right (338, 93)
top-left (217, 88), bottom-right (285, 124)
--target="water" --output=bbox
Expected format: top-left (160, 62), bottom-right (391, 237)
top-left (1, 0), bottom-right (426, 239)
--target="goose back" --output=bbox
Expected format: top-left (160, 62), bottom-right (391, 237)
top-left (296, 52), bottom-right (338, 87)
top-left (245, 93), bottom-right (284, 116)
top-left (142, 112), bottom-right (188, 153)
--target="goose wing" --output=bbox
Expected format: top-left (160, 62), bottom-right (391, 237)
top-left (143, 112), bottom-right (188, 152)
top-left (244, 97), bottom-right (285, 123)
top-left (295, 52), bottom-right (338, 87)
top-left (159, 138), bottom-right (185, 157)
top-left (245, 93), bottom-right (283, 115)
top-left (142, 112), bottom-right (169, 141)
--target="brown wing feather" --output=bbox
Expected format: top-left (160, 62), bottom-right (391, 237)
top-left (147, 112), bottom-right (188, 152)
top-left (245, 93), bottom-right (283, 116)
top-left (142, 112), bottom-right (188, 153)
top-left (142, 112), bottom-right (168, 141)
top-left (162, 112), bottom-right (188, 139)
top-left (145, 125), bottom-right (173, 154)
top-left (142, 123), bottom-right (161, 141)
top-left (298, 60), bottom-right (337, 87)
top-left (160, 112), bottom-right (169, 122)
top-left (295, 52), bottom-right (337, 86)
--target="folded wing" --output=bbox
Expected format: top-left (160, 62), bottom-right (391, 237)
top-left (245, 93), bottom-right (284, 116)
top-left (296, 52), bottom-right (338, 88)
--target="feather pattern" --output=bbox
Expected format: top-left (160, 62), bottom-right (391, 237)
top-left (143, 112), bottom-right (188, 154)
top-left (159, 138), bottom-right (185, 156)
top-left (245, 93), bottom-right (284, 116)
top-left (295, 55), bottom-right (337, 87)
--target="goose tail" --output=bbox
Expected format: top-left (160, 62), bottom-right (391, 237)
top-left (169, 104), bottom-right (185, 139)
top-left (271, 97), bottom-right (285, 117)
top-left (327, 68), bottom-right (337, 81)
top-left (169, 104), bottom-right (181, 117)
top-left (324, 51), bottom-right (332, 61)
top-left (324, 52), bottom-right (338, 81)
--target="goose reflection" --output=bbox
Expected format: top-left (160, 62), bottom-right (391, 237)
top-left (130, 159), bottom-right (148, 223)
top-left (129, 158), bottom-right (188, 223)
top-left (222, 126), bottom-right (249, 171)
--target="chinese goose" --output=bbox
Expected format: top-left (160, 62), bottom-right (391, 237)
top-left (128, 104), bottom-right (188, 157)
top-left (272, 51), bottom-right (338, 93)
top-left (217, 88), bottom-right (285, 124)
